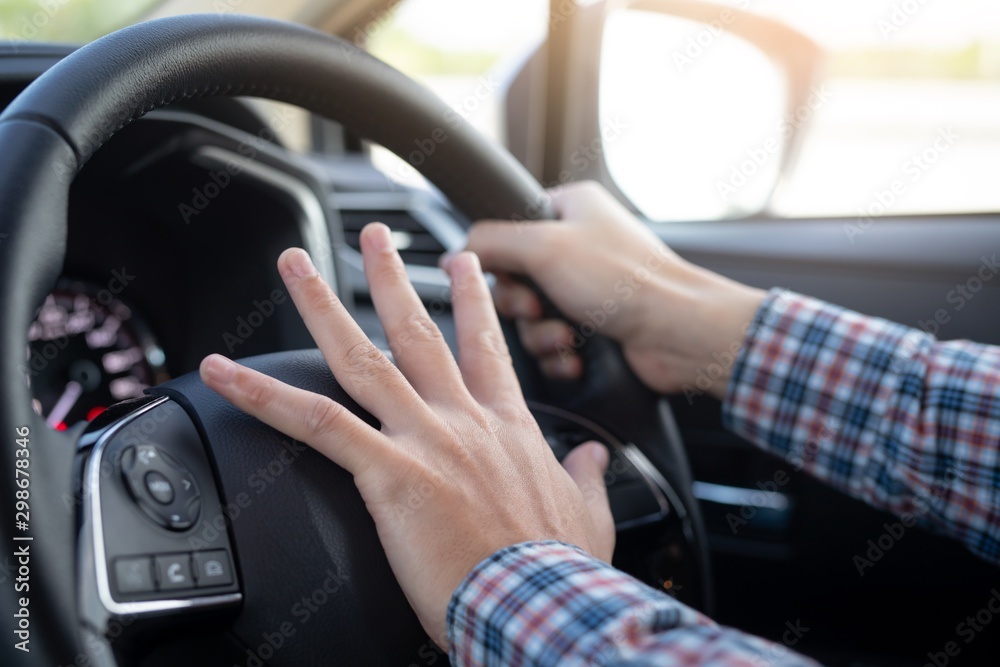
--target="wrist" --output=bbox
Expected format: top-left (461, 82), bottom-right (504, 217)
top-left (628, 264), bottom-right (766, 399)
top-left (698, 277), bottom-right (768, 399)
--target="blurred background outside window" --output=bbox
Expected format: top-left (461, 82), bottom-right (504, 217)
top-left (4, 0), bottom-right (999, 220)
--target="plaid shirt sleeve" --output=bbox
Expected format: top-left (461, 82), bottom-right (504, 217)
top-left (724, 289), bottom-right (1000, 564)
top-left (447, 541), bottom-right (819, 666)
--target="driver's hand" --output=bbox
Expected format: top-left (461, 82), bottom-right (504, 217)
top-left (462, 181), bottom-right (767, 398)
top-left (199, 224), bottom-right (615, 647)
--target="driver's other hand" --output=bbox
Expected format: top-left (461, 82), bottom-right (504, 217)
top-left (460, 181), bottom-right (767, 398)
top-left (199, 224), bottom-right (615, 647)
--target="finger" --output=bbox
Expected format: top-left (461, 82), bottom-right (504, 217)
top-left (516, 318), bottom-right (576, 357)
top-left (200, 354), bottom-right (388, 476)
top-left (277, 248), bottom-right (423, 427)
top-left (548, 180), bottom-right (621, 219)
top-left (444, 252), bottom-right (524, 406)
top-left (464, 221), bottom-right (559, 275)
top-left (562, 441), bottom-right (616, 561)
top-left (494, 275), bottom-right (543, 319)
top-left (361, 223), bottom-right (464, 404)
top-left (539, 353), bottom-right (583, 381)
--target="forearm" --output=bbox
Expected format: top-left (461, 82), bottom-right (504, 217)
top-left (723, 289), bottom-right (1000, 565)
top-left (448, 541), bottom-right (818, 667)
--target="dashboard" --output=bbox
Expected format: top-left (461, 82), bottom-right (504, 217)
top-left (27, 277), bottom-right (168, 430)
top-left (2, 45), bottom-right (469, 435)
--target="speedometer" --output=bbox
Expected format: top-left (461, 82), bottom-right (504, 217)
top-left (26, 280), bottom-right (168, 430)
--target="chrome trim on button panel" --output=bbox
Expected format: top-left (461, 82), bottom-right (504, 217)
top-left (83, 396), bottom-right (242, 617)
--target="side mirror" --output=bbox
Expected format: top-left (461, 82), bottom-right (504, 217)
top-left (504, 0), bottom-right (823, 220)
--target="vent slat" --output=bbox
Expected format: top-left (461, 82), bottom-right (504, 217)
top-left (339, 210), bottom-right (446, 267)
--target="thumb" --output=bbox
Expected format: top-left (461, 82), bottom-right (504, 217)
top-left (562, 441), bottom-right (616, 561)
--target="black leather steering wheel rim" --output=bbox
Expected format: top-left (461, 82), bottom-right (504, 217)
top-left (0, 14), bottom-right (707, 665)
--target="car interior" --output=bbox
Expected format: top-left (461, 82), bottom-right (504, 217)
top-left (1, 0), bottom-right (998, 665)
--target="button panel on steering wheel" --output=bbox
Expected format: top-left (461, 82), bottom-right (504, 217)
top-left (80, 396), bottom-right (242, 616)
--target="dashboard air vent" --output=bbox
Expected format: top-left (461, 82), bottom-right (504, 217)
top-left (340, 210), bottom-right (446, 267)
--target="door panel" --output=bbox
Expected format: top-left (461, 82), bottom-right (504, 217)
top-left (658, 213), bottom-right (1000, 665)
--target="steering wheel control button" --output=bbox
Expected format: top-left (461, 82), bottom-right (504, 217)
top-left (193, 550), bottom-right (234, 587)
top-left (92, 399), bottom-right (241, 619)
top-left (114, 557), bottom-right (155, 594)
top-left (155, 554), bottom-right (194, 591)
top-left (121, 445), bottom-right (202, 531)
top-left (144, 471), bottom-right (174, 504)
top-left (167, 497), bottom-right (200, 531)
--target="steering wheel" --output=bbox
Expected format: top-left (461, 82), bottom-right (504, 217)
top-left (0, 15), bottom-right (709, 665)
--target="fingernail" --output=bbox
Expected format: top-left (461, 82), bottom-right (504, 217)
top-left (447, 252), bottom-right (482, 279)
top-left (203, 354), bottom-right (236, 384)
top-left (289, 249), bottom-right (317, 279)
top-left (454, 251), bottom-right (481, 274)
top-left (589, 442), bottom-right (610, 468)
top-left (367, 223), bottom-right (394, 253)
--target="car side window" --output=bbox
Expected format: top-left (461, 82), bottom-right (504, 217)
top-left (364, 0), bottom-right (549, 187)
top-left (0, 0), bottom-right (161, 43)
top-left (598, 0), bottom-right (1000, 221)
